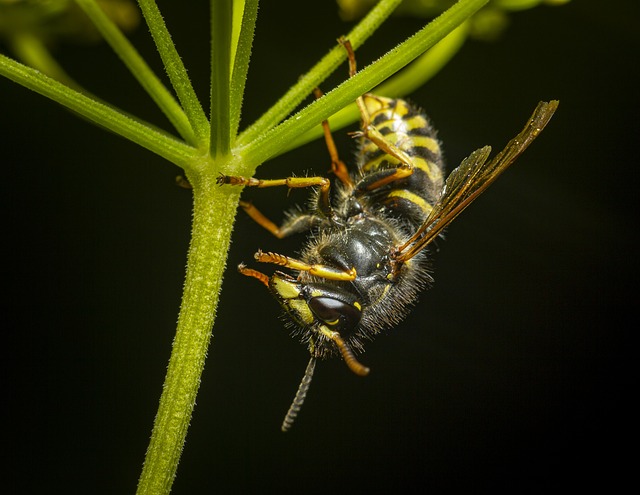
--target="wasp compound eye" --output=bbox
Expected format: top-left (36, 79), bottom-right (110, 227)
top-left (308, 296), bottom-right (362, 331)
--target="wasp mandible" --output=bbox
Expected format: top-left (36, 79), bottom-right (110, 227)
top-left (218, 39), bottom-right (558, 431)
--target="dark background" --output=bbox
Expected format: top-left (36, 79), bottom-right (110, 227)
top-left (2, 0), bottom-right (637, 493)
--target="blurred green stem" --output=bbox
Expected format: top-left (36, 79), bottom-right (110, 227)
top-left (9, 32), bottom-right (83, 91)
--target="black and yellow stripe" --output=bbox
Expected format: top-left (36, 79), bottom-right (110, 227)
top-left (357, 94), bottom-right (445, 227)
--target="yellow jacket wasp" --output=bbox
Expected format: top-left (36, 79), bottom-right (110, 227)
top-left (218, 40), bottom-right (558, 431)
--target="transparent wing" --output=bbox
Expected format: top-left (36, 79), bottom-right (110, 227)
top-left (396, 100), bottom-right (559, 262)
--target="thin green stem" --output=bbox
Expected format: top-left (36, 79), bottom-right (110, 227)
top-left (0, 53), bottom-right (197, 167)
top-left (210, 0), bottom-right (233, 157)
top-left (75, 0), bottom-right (197, 145)
top-left (284, 20), bottom-right (471, 152)
top-left (238, 0), bottom-right (488, 171)
top-left (236, 0), bottom-right (403, 147)
top-left (136, 169), bottom-right (242, 495)
top-left (229, 0), bottom-right (259, 139)
top-left (138, 0), bottom-right (210, 146)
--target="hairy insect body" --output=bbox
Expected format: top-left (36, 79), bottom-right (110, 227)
top-left (218, 43), bottom-right (558, 431)
top-left (358, 95), bottom-right (444, 228)
top-left (269, 95), bottom-right (444, 359)
top-left (282, 213), bottom-right (429, 358)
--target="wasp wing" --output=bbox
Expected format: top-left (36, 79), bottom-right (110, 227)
top-left (396, 100), bottom-right (559, 262)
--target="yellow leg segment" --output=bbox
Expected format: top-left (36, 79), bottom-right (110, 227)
top-left (218, 174), bottom-right (329, 190)
top-left (255, 250), bottom-right (356, 281)
top-left (340, 37), bottom-right (415, 174)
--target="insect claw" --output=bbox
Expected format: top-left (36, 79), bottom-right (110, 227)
top-left (175, 175), bottom-right (192, 189)
top-left (215, 173), bottom-right (228, 186)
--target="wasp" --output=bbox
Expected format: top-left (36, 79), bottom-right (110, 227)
top-left (218, 39), bottom-right (558, 431)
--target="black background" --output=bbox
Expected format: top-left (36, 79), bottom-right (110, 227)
top-left (2, 0), bottom-right (637, 493)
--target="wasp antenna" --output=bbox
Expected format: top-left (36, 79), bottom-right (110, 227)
top-left (281, 357), bottom-right (316, 432)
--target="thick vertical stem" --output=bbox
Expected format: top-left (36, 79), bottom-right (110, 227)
top-left (136, 171), bottom-right (241, 494)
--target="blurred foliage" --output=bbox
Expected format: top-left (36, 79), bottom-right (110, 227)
top-left (337, 0), bottom-right (570, 41)
top-left (0, 0), bottom-right (140, 91)
top-left (0, 0), bottom-right (139, 46)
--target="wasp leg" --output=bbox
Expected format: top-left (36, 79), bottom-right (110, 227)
top-left (217, 174), bottom-right (329, 190)
top-left (313, 87), bottom-right (353, 187)
top-left (354, 165), bottom-right (414, 193)
top-left (255, 250), bottom-right (356, 281)
top-left (340, 38), bottom-right (415, 171)
top-left (217, 174), bottom-right (334, 218)
top-left (238, 263), bottom-right (270, 287)
top-left (239, 200), bottom-right (325, 239)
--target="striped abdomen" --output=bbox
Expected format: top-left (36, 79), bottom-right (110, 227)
top-left (358, 94), bottom-right (444, 228)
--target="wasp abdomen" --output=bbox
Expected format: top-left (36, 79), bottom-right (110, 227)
top-left (358, 95), bottom-right (445, 227)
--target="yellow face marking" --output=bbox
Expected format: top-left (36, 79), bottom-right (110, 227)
top-left (289, 299), bottom-right (315, 324)
top-left (271, 277), bottom-right (301, 299)
top-left (353, 301), bottom-right (362, 311)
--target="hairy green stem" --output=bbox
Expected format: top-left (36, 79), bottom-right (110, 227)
top-left (285, 20), bottom-right (471, 152)
top-left (138, 0), bottom-right (210, 145)
top-left (75, 0), bottom-right (196, 145)
top-left (238, 0), bottom-right (488, 170)
top-left (210, 0), bottom-right (233, 157)
top-left (136, 167), bottom-right (242, 494)
top-left (236, 0), bottom-right (404, 147)
top-left (229, 0), bottom-right (259, 138)
top-left (0, 3), bottom-right (495, 494)
top-left (0, 53), bottom-right (197, 167)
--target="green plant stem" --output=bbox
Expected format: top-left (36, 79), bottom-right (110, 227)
top-left (284, 20), bottom-right (471, 153)
top-left (238, 0), bottom-right (488, 171)
top-left (236, 0), bottom-right (404, 147)
top-left (229, 0), bottom-right (259, 139)
top-left (138, 0), bottom-right (210, 146)
top-left (0, 53), bottom-right (197, 167)
top-left (75, 0), bottom-right (197, 145)
top-left (210, 0), bottom-right (233, 157)
top-left (1, 3), bottom-right (491, 495)
top-left (137, 3), bottom-right (485, 492)
top-left (136, 168), bottom-right (242, 495)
